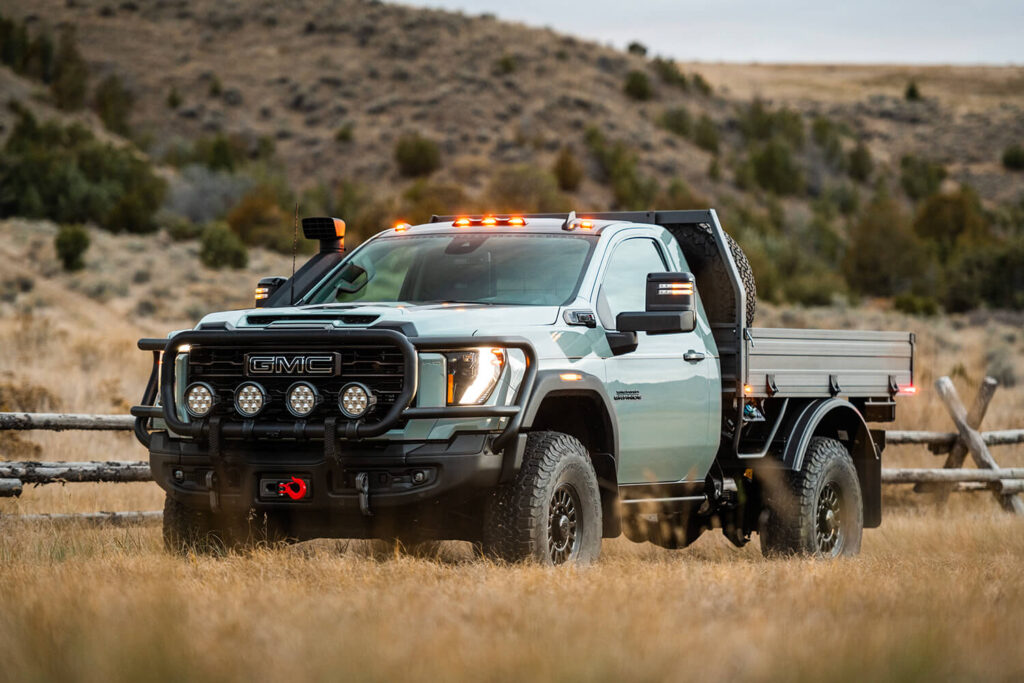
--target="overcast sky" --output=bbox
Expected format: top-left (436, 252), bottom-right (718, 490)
top-left (404, 0), bottom-right (1023, 65)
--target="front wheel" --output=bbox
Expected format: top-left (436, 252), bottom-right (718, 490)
top-left (483, 431), bottom-right (603, 565)
top-left (761, 437), bottom-right (863, 558)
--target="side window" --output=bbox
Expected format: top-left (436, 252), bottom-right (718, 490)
top-left (597, 238), bottom-right (667, 329)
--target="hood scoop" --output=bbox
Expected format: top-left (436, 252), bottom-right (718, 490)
top-left (245, 313), bottom-right (380, 327)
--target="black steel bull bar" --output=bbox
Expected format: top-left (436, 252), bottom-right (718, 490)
top-left (130, 329), bottom-right (537, 455)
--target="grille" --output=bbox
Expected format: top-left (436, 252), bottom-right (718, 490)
top-left (186, 344), bottom-right (406, 423)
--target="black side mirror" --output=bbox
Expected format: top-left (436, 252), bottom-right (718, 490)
top-left (254, 276), bottom-right (287, 308)
top-left (615, 272), bottom-right (697, 334)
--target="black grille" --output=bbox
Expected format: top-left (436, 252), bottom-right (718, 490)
top-left (186, 344), bottom-right (406, 423)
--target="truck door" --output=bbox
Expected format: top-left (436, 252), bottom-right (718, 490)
top-left (597, 236), bottom-right (714, 484)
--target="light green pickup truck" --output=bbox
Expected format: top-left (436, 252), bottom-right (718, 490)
top-left (132, 210), bottom-right (915, 564)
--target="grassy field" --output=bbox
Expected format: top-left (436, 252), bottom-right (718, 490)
top-left (2, 220), bottom-right (1024, 681)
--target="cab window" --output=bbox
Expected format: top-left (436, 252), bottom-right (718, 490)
top-left (597, 238), bottom-right (667, 329)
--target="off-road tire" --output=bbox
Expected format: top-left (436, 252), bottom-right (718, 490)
top-left (483, 431), bottom-right (602, 565)
top-left (761, 437), bottom-right (863, 558)
top-left (666, 225), bottom-right (757, 327)
top-left (726, 233), bottom-right (757, 327)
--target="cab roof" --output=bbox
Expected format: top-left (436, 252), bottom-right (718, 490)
top-left (382, 213), bottom-right (625, 237)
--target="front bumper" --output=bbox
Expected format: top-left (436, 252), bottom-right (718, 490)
top-left (149, 430), bottom-right (510, 539)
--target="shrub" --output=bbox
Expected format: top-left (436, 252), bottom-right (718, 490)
top-left (54, 224), bottom-right (90, 271)
top-left (0, 106), bottom-right (166, 231)
top-left (912, 187), bottom-right (991, 262)
top-left (208, 76), bottom-right (222, 97)
top-left (893, 293), bottom-right (939, 316)
top-left (93, 74), bottom-right (134, 135)
top-left (623, 70), bottom-right (654, 101)
top-left (847, 142), bottom-right (873, 182)
top-left (900, 155), bottom-right (947, 201)
top-left (394, 133), bottom-right (441, 177)
top-left (651, 58), bottom-right (687, 89)
top-left (708, 157), bottom-right (721, 181)
top-left (164, 214), bottom-right (204, 241)
top-left (904, 81), bottom-right (921, 101)
top-left (25, 32), bottom-right (55, 84)
top-left (738, 98), bottom-right (804, 148)
top-left (166, 86), bottom-right (182, 109)
top-left (1002, 144), bottom-right (1024, 171)
top-left (552, 146), bottom-right (583, 191)
top-left (811, 115), bottom-right (844, 167)
top-left (50, 28), bottom-right (88, 110)
top-left (658, 178), bottom-right (708, 209)
top-left (691, 72), bottom-right (712, 96)
top-left (584, 127), bottom-right (658, 209)
top-left (225, 188), bottom-right (289, 251)
top-left (659, 107), bottom-right (692, 138)
top-left (399, 180), bottom-right (471, 225)
top-left (693, 115), bottom-right (719, 153)
top-left (627, 41), bottom-right (647, 57)
top-left (843, 193), bottom-right (935, 296)
top-left (750, 139), bottom-right (803, 195)
top-left (485, 165), bottom-right (568, 213)
top-left (494, 54), bottom-right (518, 75)
top-left (200, 223), bottom-right (248, 269)
top-left (944, 240), bottom-right (1024, 312)
top-left (334, 123), bottom-right (354, 143)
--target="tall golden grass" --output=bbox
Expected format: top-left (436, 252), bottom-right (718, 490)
top-left (1, 220), bottom-right (1023, 681)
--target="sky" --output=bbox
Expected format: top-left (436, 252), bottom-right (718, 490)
top-left (405, 0), bottom-right (1024, 65)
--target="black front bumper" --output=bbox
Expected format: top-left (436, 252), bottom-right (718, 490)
top-left (149, 430), bottom-right (510, 540)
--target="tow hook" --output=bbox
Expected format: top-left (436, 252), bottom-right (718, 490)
top-left (355, 472), bottom-right (372, 516)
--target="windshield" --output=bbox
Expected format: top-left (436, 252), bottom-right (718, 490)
top-left (304, 233), bottom-right (597, 306)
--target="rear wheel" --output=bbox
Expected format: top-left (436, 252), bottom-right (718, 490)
top-left (761, 437), bottom-right (863, 557)
top-left (483, 431), bottom-right (602, 565)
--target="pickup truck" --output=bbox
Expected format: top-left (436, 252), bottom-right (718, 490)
top-left (132, 209), bottom-right (915, 564)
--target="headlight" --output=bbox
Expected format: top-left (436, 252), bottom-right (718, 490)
top-left (445, 347), bottom-right (506, 405)
top-left (286, 382), bottom-right (320, 418)
top-left (339, 382), bottom-right (376, 418)
top-left (184, 382), bottom-right (216, 418)
top-left (234, 382), bottom-right (267, 417)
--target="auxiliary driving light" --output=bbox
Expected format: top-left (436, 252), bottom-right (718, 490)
top-left (338, 382), bottom-right (376, 419)
top-left (234, 382), bottom-right (267, 417)
top-left (184, 382), bottom-right (216, 418)
top-left (286, 382), bottom-right (320, 418)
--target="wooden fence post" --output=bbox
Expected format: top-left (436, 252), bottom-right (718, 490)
top-left (917, 377), bottom-right (998, 500)
top-left (935, 377), bottom-right (1024, 516)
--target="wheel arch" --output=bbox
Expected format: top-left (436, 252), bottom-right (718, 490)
top-left (519, 370), bottom-right (620, 537)
top-left (780, 398), bottom-right (882, 528)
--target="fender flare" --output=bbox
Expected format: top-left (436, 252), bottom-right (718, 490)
top-left (518, 369), bottom-right (619, 464)
top-left (780, 398), bottom-right (882, 528)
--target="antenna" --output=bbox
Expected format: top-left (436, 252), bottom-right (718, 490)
top-left (561, 210), bottom-right (577, 230)
top-left (290, 203), bottom-right (298, 306)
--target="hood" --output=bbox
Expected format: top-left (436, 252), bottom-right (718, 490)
top-left (197, 302), bottom-right (561, 337)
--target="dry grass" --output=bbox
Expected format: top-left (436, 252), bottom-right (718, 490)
top-left (1, 506), bottom-right (1023, 682)
top-left (2, 221), bottom-right (1024, 681)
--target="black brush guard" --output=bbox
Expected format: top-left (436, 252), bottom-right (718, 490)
top-left (131, 329), bottom-right (537, 455)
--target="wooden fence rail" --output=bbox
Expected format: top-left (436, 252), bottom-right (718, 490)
top-left (1, 372), bottom-right (1022, 522)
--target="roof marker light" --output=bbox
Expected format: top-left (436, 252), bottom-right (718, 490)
top-left (579, 220), bottom-right (594, 230)
top-left (481, 216), bottom-right (497, 226)
top-left (508, 216), bottom-right (526, 226)
top-left (393, 221), bottom-right (411, 232)
top-left (454, 217), bottom-right (471, 227)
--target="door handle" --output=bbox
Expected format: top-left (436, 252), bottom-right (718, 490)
top-left (683, 350), bottom-right (705, 362)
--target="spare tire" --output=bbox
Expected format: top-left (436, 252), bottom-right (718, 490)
top-left (667, 225), bottom-right (757, 326)
top-left (726, 232), bottom-right (757, 327)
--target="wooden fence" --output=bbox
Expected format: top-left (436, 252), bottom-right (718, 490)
top-left (1, 375), bottom-right (1022, 523)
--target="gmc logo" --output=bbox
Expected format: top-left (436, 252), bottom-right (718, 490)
top-left (245, 353), bottom-right (339, 376)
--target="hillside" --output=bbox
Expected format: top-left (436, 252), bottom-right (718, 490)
top-left (1, 0), bottom-right (1023, 314)
top-left (2, 0), bottom-right (1023, 205)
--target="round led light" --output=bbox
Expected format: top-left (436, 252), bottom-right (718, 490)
top-left (286, 382), bottom-right (320, 418)
top-left (234, 382), bottom-right (267, 417)
top-left (338, 382), bottom-right (376, 419)
top-left (184, 382), bottom-right (216, 418)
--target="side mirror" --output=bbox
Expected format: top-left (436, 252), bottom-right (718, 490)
top-left (615, 272), bottom-right (697, 334)
top-left (254, 276), bottom-right (287, 308)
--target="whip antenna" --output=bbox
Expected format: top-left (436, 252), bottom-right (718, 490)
top-left (290, 203), bottom-right (298, 306)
